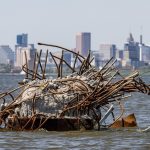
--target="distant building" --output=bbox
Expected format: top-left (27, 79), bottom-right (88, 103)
top-left (124, 33), bottom-right (140, 61)
top-left (63, 51), bottom-right (72, 66)
top-left (16, 33), bottom-right (28, 47)
top-left (15, 44), bottom-right (35, 69)
top-left (91, 50), bottom-right (104, 68)
top-left (118, 50), bottom-right (124, 59)
top-left (15, 33), bottom-right (36, 70)
top-left (122, 33), bottom-right (140, 68)
top-left (139, 35), bottom-right (150, 64)
top-left (99, 44), bottom-right (116, 60)
top-left (76, 32), bottom-right (91, 57)
top-left (139, 44), bottom-right (150, 64)
top-left (0, 45), bottom-right (14, 65)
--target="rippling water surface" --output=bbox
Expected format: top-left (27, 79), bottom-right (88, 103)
top-left (0, 74), bottom-right (149, 149)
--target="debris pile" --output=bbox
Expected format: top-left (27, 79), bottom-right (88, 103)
top-left (0, 43), bottom-right (149, 131)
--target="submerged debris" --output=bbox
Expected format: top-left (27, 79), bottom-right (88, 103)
top-left (0, 43), bottom-right (149, 131)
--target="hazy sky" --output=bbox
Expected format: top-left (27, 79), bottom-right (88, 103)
top-left (0, 0), bottom-right (150, 50)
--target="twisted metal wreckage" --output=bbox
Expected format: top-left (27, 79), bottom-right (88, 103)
top-left (0, 43), bottom-right (149, 131)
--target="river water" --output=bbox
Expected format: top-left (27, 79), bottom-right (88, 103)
top-left (0, 74), bottom-right (149, 149)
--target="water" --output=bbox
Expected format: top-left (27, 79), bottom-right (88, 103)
top-left (0, 74), bottom-right (150, 149)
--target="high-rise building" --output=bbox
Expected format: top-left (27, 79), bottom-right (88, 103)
top-left (0, 45), bottom-right (14, 65)
top-left (76, 32), bottom-right (91, 57)
top-left (121, 33), bottom-right (141, 68)
top-left (63, 51), bottom-right (72, 66)
top-left (99, 44), bottom-right (116, 60)
top-left (137, 35), bottom-right (150, 68)
top-left (91, 50), bottom-right (104, 68)
top-left (15, 33), bottom-right (35, 69)
top-left (123, 33), bottom-right (140, 67)
top-left (137, 34), bottom-right (150, 64)
top-left (124, 33), bottom-right (140, 61)
top-left (139, 44), bottom-right (150, 63)
top-left (16, 33), bottom-right (28, 47)
top-left (15, 44), bottom-right (35, 69)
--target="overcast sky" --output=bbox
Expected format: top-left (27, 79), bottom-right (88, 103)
top-left (0, 0), bottom-right (150, 50)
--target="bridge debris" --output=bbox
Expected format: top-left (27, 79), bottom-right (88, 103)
top-left (0, 43), bottom-right (149, 131)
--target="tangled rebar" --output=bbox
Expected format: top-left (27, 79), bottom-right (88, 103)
top-left (0, 43), bottom-right (149, 131)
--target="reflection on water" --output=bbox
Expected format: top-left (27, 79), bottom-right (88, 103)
top-left (0, 74), bottom-right (149, 149)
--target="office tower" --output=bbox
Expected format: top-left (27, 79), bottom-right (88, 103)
top-left (63, 51), bottom-right (72, 66)
top-left (118, 50), bottom-right (123, 59)
top-left (99, 44), bottom-right (116, 60)
top-left (124, 33), bottom-right (140, 61)
top-left (91, 50), bottom-right (104, 68)
top-left (126, 33), bottom-right (139, 61)
top-left (0, 45), bottom-right (14, 65)
top-left (139, 45), bottom-right (150, 63)
top-left (76, 32), bottom-right (91, 57)
top-left (16, 33), bottom-right (28, 47)
top-left (15, 33), bottom-right (36, 70)
top-left (15, 44), bottom-right (35, 69)
top-left (121, 33), bottom-right (140, 68)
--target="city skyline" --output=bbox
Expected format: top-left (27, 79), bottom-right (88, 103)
top-left (0, 0), bottom-right (150, 50)
top-left (0, 32), bottom-right (149, 73)
top-left (0, 31), bottom-right (148, 51)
